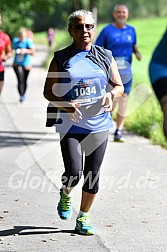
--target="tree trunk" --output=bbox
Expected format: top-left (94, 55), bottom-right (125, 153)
top-left (89, 0), bottom-right (94, 11)
top-left (72, 0), bottom-right (83, 10)
top-left (89, 0), bottom-right (98, 26)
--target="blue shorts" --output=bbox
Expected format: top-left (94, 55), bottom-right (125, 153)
top-left (119, 68), bottom-right (132, 95)
top-left (123, 79), bottom-right (132, 94)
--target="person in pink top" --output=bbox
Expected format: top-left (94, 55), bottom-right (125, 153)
top-left (47, 27), bottom-right (55, 49)
top-left (0, 14), bottom-right (12, 96)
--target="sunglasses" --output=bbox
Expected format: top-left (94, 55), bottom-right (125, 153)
top-left (73, 24), bottom-right (95, 31)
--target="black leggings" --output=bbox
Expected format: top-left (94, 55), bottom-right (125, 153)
top-left (13, 65), bottom-right (30, 96)
top-left (60, 131), bottom-right (109, 194)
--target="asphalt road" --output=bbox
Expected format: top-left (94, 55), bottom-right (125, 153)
top-left (0, 45), bottom-right (167, 252)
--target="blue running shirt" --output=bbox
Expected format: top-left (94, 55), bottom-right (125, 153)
top-left (55, 50), bottom-right (112, 134)
top-left (149, 29), bottom-right (167, 84)
top-left (95, 24), bottom-right (136, 64)
top-left (13, 38), bottom-right (34, 67)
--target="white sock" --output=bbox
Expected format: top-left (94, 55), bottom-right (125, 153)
top-left (78, 210), bottom-right (89, 217)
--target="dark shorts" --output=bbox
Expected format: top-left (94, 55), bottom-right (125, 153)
top-left (119, 69), bottom-right (133, 95)
top-left (0, 71), bottom-right (4, 81)
top-left (123, 79), bottom-right (132, 94)
top-left (153, 78), bottom-right (167, 101)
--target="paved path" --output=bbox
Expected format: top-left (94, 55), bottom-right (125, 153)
top-left (0, 45), bottom-right (167, 252)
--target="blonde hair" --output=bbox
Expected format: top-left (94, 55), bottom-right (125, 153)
top-left (19, 27), bottom-right (27, 35)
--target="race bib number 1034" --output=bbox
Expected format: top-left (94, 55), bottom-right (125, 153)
top-left (71, 78), bottom-right (102, 104)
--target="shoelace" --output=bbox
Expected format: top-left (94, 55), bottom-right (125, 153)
top-left (60, 193), bottom-right (71, 210)
top-left (77, 216), bottom-right (90, 227)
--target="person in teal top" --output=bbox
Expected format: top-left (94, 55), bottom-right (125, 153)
top-left (13, 27), bottom-right (35, 102)
top-left (149, 28), bottom-right (167, 139)
top-left (44, 10), bottom-right (124, 235)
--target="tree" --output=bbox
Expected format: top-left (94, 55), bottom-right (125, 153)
top-left (1, 0), bottom-right (167, 38)
top-left (1, 0), bottom-right (56, 37)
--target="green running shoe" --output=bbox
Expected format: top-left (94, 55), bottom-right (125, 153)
top-left (57, 189), bottom-right (72, 220)
top-left (114, 135), bottom-right (125, 142)
top-left (75, 214), bottom-right (95, 235)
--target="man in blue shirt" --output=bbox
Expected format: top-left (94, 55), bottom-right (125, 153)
top-left (96, 4), bottom-right (141, 142)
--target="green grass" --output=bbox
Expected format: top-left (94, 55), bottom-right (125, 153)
top-left (34, 17), bottom-right (167, 148)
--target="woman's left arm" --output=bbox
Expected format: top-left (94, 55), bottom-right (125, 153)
top-left (102, 57), bottom-right (124, 111)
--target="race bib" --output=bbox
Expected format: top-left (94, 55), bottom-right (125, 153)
top-left (15, 54), bottom-right (25, 63)
top-left (15, 49), bottom-right (25, 63)
top-left (71, 78), bottom-right (102, 104)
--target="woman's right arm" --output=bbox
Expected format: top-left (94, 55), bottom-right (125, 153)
top-left (43, 58), bottom-right (60, 102)
top-left (43, 58), bottom-right (78, 113)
